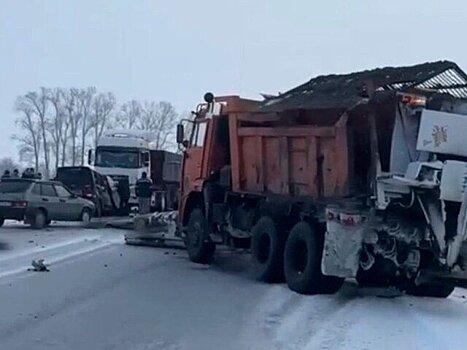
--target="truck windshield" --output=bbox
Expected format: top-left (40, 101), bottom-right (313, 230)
top-left (95, 148), bottom-right (140, 168)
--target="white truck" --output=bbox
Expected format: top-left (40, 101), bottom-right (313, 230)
top-left (89, 130), bottom-right (181, 211)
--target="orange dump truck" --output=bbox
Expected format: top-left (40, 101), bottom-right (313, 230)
top-left (176, 61), bottom-right (467, 297)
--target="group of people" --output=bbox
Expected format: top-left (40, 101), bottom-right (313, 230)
top-left (1, 168), bottom-right (42, 180)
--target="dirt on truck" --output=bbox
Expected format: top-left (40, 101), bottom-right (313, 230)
top-left (176, 61), bottom-right (467, 298)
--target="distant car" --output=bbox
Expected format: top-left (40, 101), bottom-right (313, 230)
top-left (0, 178), bottom-right (95, 229)
top-left (55, 166), bottom-right (120, 217)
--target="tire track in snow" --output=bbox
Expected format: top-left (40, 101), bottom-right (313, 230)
top-left (242, 283), bottom-right (356, 350)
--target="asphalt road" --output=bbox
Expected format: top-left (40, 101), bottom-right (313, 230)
top-left (1, 223), bottom-right (467, 350)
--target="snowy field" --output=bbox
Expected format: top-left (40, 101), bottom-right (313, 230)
top-left (0, 221), bottom-right (467, 350)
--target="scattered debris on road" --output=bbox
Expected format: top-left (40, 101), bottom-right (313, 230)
top-left (29, 259), bottom-right (49, 272)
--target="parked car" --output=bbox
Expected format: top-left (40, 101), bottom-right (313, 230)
top-left (55, 166), bottom-right (121, 217)
top-left (0, 178), bottom-right (95, 229)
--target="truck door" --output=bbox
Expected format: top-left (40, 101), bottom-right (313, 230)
top-left (183, 119), bottom-right (209, 191)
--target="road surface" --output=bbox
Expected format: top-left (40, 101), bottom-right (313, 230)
top-left (1, 221), bottom-right (467, 350)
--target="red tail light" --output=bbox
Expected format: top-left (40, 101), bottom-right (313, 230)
top-left (12, 201), bottom-right (28, 208)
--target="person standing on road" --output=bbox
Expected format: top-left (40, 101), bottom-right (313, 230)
top-left (135, 172), bottom-right (153, 215)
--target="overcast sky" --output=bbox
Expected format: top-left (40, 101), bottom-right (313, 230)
top-left (1, 0), bottom-right (467, 160)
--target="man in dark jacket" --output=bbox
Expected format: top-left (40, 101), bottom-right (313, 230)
top-left (135, 172), bottom-right (152, 214)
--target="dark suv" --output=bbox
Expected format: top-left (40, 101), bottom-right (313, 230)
top-left (0, 179), bottom-right (95, 229)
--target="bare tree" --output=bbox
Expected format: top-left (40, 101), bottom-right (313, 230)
top-left (14, 97), bottom-right (42, 171)
top-left (117, 100), bottom-right (142, 129)
top-left (89, 92), bottom-right (116, 150)
top-left (77, 87), bottom-right (96, 165)
top-left (47, 88), bottom-right (66, 172)
top-left (24, 88), bottom-right (50, 178)
top-left (139, 101), bottom-right (178, 150)
top-left (63, 88), bottom-right (80, 166)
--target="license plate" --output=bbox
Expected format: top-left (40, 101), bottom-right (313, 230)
top-left (0, 202), bottom-right (11, 207)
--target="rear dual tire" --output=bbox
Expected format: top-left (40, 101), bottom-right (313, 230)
top-left (251, 216), bottom-right (285, 283)
top-left (284, 222), bottom-right (344, 295)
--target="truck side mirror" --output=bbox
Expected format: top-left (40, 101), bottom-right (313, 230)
top-left (176, 124), bottom-right (184, 144)
top-left (88, 149), bottom-right (93, 165)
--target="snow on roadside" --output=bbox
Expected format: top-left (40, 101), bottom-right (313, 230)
top-left (0, 222), bottom-right (124, 279)
top-left (242, 282), bottom-right (467, 350)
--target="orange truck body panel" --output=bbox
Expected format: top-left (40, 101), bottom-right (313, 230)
top-left (229, 113), bottom-right (349, 198)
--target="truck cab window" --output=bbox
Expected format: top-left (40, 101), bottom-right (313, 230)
top-left (191, 121), bottom-right (207, 147)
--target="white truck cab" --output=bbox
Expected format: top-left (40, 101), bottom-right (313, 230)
top-left (91, 130), bottom-right (157, 204)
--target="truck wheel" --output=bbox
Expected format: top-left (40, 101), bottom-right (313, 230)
top-left (186, 209), bottom-right (215, 264)
top-left (406, 282), bottom-right (454, 298)
top-left (251, 216), bottom-right (285, 282)
top-left (284, 222), bottom-right (344, 295)
top-left (31, 209), bottom-right (47, 230)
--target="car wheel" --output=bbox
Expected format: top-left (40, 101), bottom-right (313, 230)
top-left (251, 216), bottom-right (285, 283)
top-left (185, 209), bottom-right (215, 264)
top-left (31, 210), bottom-right (47, 230)
top-left (284, 221), bottom-right (344, 295)
top-left (81, 208), bottom-right (92, 228)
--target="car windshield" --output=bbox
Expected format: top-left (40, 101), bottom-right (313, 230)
top-left (95, 148), bottom-right (140, 168)
top-left (56, 169), bottom-right (93, 190)
top-left (0, 181), bottom-right (31, 193)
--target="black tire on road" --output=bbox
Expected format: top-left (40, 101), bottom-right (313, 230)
top-left (185, 209), bottom-right (215, 264)
top-left (31, 209), bottom-right (47, 230)
top-left (406, 282), bottom-right (454, 298)
top-left (284, 221), bottom-right (344, 295)
top-left (251, 216), bottom-right (285, 282)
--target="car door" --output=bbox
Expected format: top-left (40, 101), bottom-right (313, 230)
top-left (54, 184), bottom-right (82, 220)
top-left (95, 172), bottom-right (112, 211)
top-left (40, 183), bottom-right (61, 220)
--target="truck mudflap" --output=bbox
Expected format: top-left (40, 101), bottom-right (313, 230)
top-left (321, 206), bottom-right (369, 278)
top-left (124, 211), bottom-right (183, 247)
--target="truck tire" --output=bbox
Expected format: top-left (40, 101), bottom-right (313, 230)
top-left (31, 209), bottom-right (47, 230)
top-left (284, 222), bottom-right (344, 295)
top-left (186, 209), bottom-right (215, 264)
top-left (251, 216), bottom-right (285, 282)
top-left (406, 282), bottom-right (454, 298)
